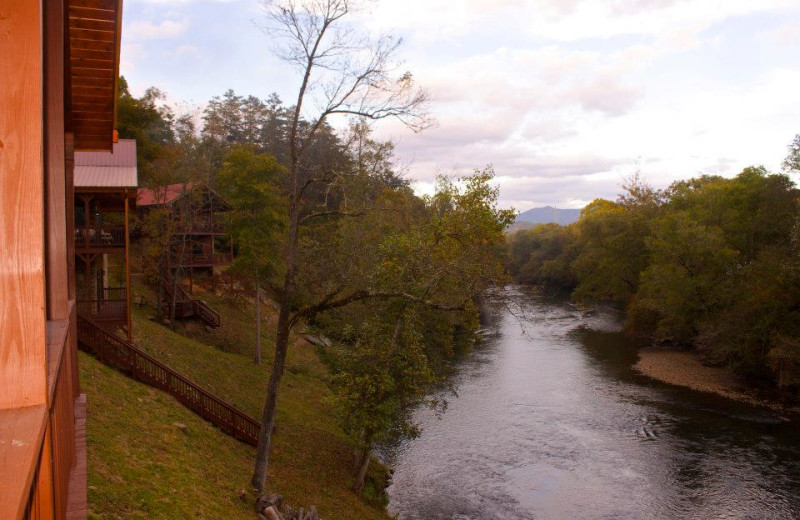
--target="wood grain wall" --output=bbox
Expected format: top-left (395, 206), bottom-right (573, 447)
top-left (0, 1), bottom-right (48, 409)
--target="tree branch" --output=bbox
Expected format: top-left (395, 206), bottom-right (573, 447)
top-left (289, 289), bottom-right (469, 327)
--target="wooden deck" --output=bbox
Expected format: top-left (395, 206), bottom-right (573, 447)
top-left (66, 394), bottom-right (87, 520)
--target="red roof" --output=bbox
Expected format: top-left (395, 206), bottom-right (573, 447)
top-left (136, 183), bottom-right (231, 211)
top-left (137, 183), bottom-right (197, 206)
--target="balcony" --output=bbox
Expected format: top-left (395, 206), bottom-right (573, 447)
top-left (168, 251), bottom-right (233, 268)
top-left (77, 288), bottom-right (127, 326)
top-left (74, 227), bottom-right (125, 251)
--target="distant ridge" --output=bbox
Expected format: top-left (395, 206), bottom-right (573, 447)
top-left (515, 206), bottom-right (581, 227)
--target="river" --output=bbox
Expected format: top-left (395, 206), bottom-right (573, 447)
top-left (386, 288), bottom-right (800, 520)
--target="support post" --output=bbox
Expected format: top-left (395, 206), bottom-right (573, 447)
top-left (125, 196), bottom-right (132, 340)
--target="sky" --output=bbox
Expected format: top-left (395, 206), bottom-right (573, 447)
top-left (120, 0), bottom-right (800, 210)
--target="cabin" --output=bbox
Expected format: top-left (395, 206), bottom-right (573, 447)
top-left (136, 183), bottom-right (234, 276)
top-left (74, 139), bottom-right (138, 338)
top-left (0, 1), bottom-right (123, 519)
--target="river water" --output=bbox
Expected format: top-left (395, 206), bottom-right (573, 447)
top-left (386, 288), bottom-right (800, 520)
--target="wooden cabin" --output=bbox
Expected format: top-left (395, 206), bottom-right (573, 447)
top-left (74, 139), bottom-right (138, 338)
top-left (0, 1), bottom-right (123, 519)
top-left (136, 183), bottom-right (234, 276)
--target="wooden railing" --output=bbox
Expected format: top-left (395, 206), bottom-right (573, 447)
top-left (77, 299), bottom-right (126, 323)
top-left (169, 251), bottom-right (233, 267)
top-left (159, 274), bottom-right (221, 328)
top-left (102, 286), bottom-right (126, 300)
top-left (74, 226), bottom-right (125, 249)
top-left (76, 312), bottom-right (260, 445)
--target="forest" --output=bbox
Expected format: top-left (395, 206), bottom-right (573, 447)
top-left (508, 139), bottom-right (800, 394)
top-left (117, 71), bottom-right (513, 497)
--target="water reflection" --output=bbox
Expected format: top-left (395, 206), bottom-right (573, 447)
top-left (386, 289), bottom-right (800, 520)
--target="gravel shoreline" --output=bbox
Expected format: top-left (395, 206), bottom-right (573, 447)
top-left (633, 347), bottom-right (796, 413)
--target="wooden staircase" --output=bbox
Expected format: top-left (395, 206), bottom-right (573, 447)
top-left (159, 272), bottom-right (221, 328)
top-left (76, 312), bottom-right (260, 445)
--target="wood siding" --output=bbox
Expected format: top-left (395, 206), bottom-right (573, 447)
top-left (0, 0), bottom-right (48, 411)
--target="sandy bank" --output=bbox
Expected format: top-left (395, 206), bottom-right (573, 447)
top-left (633, 348), bottom-right (789, 411)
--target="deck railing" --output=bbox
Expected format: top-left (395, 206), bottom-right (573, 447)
top-left (74, 226), bottom-right (125, 249)
top-left (169, 251), bottom-right (233, 267)
top-left (76, 312), bottom-right (260, 445)
top-left (77, 299), bottom-right (126, 323)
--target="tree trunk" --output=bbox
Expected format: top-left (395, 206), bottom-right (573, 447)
top-left (352, 443), bottom-right (372, 495)
top-left (251, 201), bottom-right (301, 493)
top-left (255, 273), bottom-right (261, 364)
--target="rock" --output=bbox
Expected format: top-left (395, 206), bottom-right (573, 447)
top-left (256, 493), bottom-right (283, 513)
top-left (263, 506), bottom-right (284, 520)
top-left (302, 334), bottom-right (331, 348)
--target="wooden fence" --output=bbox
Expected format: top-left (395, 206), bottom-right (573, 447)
top-left (76, 312), bottom-right (260, 445)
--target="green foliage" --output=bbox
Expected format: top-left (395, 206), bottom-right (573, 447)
top-left (328, 312), bottom-right (437, 449)
top-left (507, 223), bottom-right (579, 287)
top-left (633, 212), bottom-right (739, 345)
top-left (508, 163), bottom-right (800, 388)
top-left (117, 77), bottom-right (175, 186)
top-left (218, 145), bottom-right (288, 281)
top-left (571, 198), bottom-right (650, 302)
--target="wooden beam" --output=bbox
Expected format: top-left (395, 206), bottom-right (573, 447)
top-left (66, 134), bottom-right (76, 302)
top-left (70, 47), bottom-right (115, 62)
top-left (68, 6), bottom-right (117, 22)
top-left (69, 17), bottom-right (115, 32)
top-left (69, 0), bottom-right (118, 11)
top-left (0, 0), bottom-right (48, 410)
top-left (70, 57), bottom-right (115, 70)
top-left (69, 28), bottom-right (115, 43)
top-left (125, 197), bottom-right (132, 341)
top-left (69, 37), bottom-right (115, 53)
top-left (45, 0), bottom-right (70, 322)
top-left (71, 75), bottom-right (115, 88)
top-left (71, 66), bottom-right (114, 79)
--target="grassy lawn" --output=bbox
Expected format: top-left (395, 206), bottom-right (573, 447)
top-left (81, 275), bottom-right (391, 519)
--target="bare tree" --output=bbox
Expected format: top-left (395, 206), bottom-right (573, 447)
top-left (251, 0), bottom-right (430, 493)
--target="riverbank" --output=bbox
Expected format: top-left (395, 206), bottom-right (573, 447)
top-left (634, 347), bottom-right (798, 413)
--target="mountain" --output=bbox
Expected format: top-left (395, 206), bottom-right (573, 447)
top-left (515, 206), bottom-right (582, 227)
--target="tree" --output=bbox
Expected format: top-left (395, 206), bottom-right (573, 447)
top-left (116, 77), bottom-right (175, 186)
top-left (632, 212), bottom-right (739, 345)
top-left (250, 0), bottom-right (431, 494)
top-left (320, 168), bottom-right (513, 494)
top-left (328, 311), bottom-right (435, 495)
top-left (783, 134), bottom-right (800, 173)
top-left (218, 146), bottom-right (287, 363)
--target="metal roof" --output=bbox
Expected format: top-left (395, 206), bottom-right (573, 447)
top-left (74, 139), bottom-right (138, 188)
top-left (137, 183), bottom-right (231, 211)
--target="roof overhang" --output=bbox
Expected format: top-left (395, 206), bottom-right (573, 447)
top-left (66, 0), bottom-right (123, 151)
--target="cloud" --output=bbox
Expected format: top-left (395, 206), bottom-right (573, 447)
top-left (119, 43), bottom-right (146, 75)
top-left (763, 20), bottom-right (800, 45)
top-left (127, 0), bottom-right (236, 4)
top-left (125, 20), bottom-right (187, 40)
top-left (173, 45), bottom-right (202, 58)
top-left (566, 74), bottom-right (644, 116)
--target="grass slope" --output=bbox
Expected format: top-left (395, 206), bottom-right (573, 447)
top-left (81, 279), bottom-right (390, 519)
